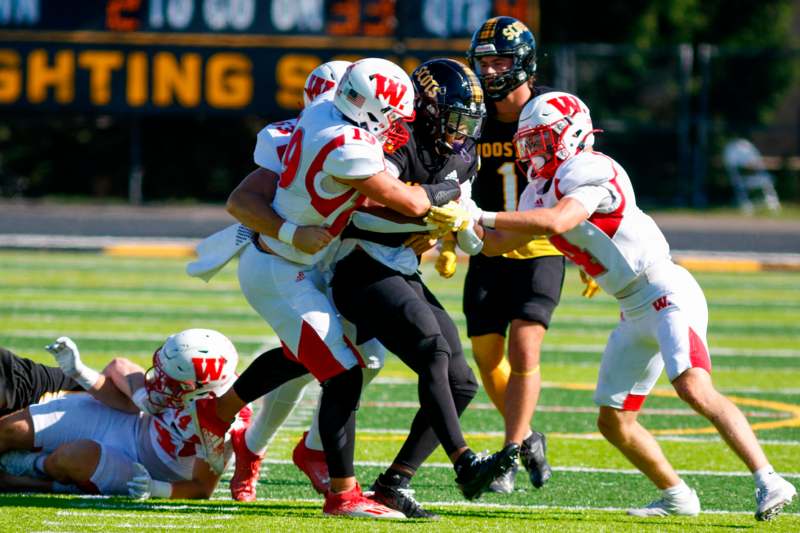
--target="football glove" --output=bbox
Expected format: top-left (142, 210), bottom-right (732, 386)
top-left (436, 239), bottom-right (458, 279)
top-left (127, 463), bottom-right (171, 499)
top-left (424, 201), bottom-right (472, 233)
top-left (45, 336), bottom-right (100, 390)
top-left (579, 270), bottom-right (601, 298)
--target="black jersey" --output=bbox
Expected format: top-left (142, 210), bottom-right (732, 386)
top-left (0, 348), bottom-right (80, 415)
top-left (473, 85), bottom-right (561, 259)
top-left (342, 123), bottom-right (479, 247)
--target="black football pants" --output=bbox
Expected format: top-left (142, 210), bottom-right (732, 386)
top-left (332, 248), bottom-right (478, 467)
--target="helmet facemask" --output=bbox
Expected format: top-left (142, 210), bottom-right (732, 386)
top-left (514, 123), bottom-right (561, 180)
top-left (380, 108), bottom-right (415, 154)
top-left (145, 347), bottom-right (199, 409)
top-left (472, 47), bottom-right (536, 101)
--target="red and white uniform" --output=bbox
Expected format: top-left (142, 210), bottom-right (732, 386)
top-left (29, 393), bottom-right (246, 494)
top-left (238, 99), bottom-right (385, 381)
top-left (253, 118), bottom-right (296, 173)
top-left (519, 151), bottom-right (711, 410)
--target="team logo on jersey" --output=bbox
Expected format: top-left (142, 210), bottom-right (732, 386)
top-left (192, 357), bottom-right (227, 382)
top-left (651, 296), bottom-right (672, 312)
top-left (548, 95), bottom-right (583, 117)
top-left (371, 73), bottom-right (408, 109)
top-left (304, 74), bottom-right (335, 104)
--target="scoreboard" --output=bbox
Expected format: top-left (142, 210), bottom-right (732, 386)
top-left (0, 0), bottom-right (538, 115)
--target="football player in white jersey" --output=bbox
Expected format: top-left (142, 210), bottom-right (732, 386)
top-left (191, 58), bottom-right (468, 519)
top-left (426, 91), bottom-right (797, 521)
top-left (0, 330), bottom-right (247, 500)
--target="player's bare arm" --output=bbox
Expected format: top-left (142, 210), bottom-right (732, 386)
top-left (227, 168), bottom-right (332, 255)
top-left (167, 457), bottom-right (221, 499)
top-left (479, 197), bottom-right (589, 256)
top-left (337, 170), bottom-right (432, 217)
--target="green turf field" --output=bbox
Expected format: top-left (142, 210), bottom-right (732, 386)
top-left (0, 249), bottom-right (798, 531)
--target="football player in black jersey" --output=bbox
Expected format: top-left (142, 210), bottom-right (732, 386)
top-left (463, 15), bottom-right (569, 493)
top-left (331, 58), bottom-right (517, 516)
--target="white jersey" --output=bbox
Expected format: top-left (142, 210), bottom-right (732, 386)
top-left (253, 118), bottom-right (297, 173)
top-left (519, 151), bottom-right (671, 303)
top-left (136, 404), bottom-right (203, 481)
top-left (263, 100), bottom-right (386, 265)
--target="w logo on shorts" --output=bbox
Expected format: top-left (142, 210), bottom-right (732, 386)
top-left (296, 271), bottom-right (305, 282)
top-left (652, 296), bottom-right (672, 312)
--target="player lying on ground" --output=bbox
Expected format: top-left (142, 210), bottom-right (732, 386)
top-left (426, 91), bottom-right (798, 521)
top-left (0, 347), bottom-right (81, 418)
top-left (0, 329), bottom-right (248, 499)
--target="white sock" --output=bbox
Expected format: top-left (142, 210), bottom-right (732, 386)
top-left (244, 374), bottom-right (312, 456)
top-left (754, 464), bottom-right (776, 489)
top-left (662, 479), bottom-right (691, 499)
top-left (305, 397), bottom-right (324, 452)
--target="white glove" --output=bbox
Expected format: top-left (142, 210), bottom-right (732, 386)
top-left (45, 336), bottom-right (99, 390)
top-left (127, 463), bottom-right (171, 499)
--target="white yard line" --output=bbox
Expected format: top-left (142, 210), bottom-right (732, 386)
top-left (361, 401), bottom-right (785, 418)
top-left (255, 458), bottom-right (799, 478)
top-left (41, 522), bottom-right (222, 530)
top-left (54, 511), bottom-right (234, 520)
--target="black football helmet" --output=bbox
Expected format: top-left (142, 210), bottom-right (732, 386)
top-left (411, 58), bottom-right (486, 155)
top-left (466, 16), bottom-right (537, 101)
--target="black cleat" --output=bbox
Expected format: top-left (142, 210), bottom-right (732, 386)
top-left (521, 431), bottom-right (552, 489)
top-left (488, 461), bottom-right (519, 494)
top-left (455, 443), bottom-right (520, 501)
top-left (369, 478), bottom-right (439, 519)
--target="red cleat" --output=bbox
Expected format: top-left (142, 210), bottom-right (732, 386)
top-left (323, 483), bottom-right (405, 519)
top-left (292, 431), bottom-right (330, 494)
top-left (229, 425), bottom-right (263, 502)
top-left (189, 396), bottom-right (231, 475)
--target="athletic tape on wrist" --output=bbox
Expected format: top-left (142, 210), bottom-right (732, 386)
top-left (277, 222), bottom-right (298, 245)
top-left (481, 211), bottom-right (498, 229)
top-left (150, 479), bottom-right (172, 498)
top-left (74, 367), bottom-right (101, 391)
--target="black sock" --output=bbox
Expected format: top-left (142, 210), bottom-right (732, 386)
top-left (453, 449), bottom-right (476, 476)
top-left (379, 468), bottom-right (412, 488)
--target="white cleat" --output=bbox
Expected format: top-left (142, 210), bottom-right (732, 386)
top-left (755, 477), bottom-right (797, 521)
top-left (627, 489), bottom-right (701, 517)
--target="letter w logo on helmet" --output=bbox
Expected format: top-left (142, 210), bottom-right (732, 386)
top-left (548, 95), bottom-right (582, 117)
top-left (371, 73), bottom-right (408, 108)
top-left (192, 357), bottom-right (226, 382)
top-left (304, 74), bottom-right (335, 104)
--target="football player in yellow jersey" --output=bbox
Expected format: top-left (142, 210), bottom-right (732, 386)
top-left (455, 16), bottom-right (575, 493)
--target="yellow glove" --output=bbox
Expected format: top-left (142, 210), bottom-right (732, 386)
top-left (579, 270), bottom-right (601, 298)
top-left (436, 239), bottom-right (458, 279)
top-left (424, 201), bottom-right (472, 233)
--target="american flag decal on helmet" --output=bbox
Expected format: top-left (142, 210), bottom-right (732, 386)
top-left (346, 88), bottom-right (365, 108)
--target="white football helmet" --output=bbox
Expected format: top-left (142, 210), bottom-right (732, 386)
top-left (145, 328), bottom-right (238, 409)
top-left (333, 58), bottom-right (416, 153)
top-left (303, 60), bottom-right (351, 108)
top-left (514, 91), bottom-right (598, 180)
